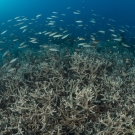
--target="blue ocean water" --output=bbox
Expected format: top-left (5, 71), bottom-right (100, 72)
top-left (0, 0), bottom-right (135, 40)
top-left (0, 0), bottom-right (135, 24)
top-left (0, 0), bottom-right (135, 57)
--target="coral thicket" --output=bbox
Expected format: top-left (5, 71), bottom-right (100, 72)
top-left (0, 46), bottom-right (135, 134)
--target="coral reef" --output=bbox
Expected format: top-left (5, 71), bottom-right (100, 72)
top-left (0, 46), bottom-right (135, 135)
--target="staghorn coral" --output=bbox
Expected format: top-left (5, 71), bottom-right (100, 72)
top-left (0, 46), bottom-right (135, 134)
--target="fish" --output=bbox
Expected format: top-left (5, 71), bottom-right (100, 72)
top-left (49, 32), bottom-right (57, 36)
top-left (73, 12), bottom-right (80, 14)
top-left (119, 29), bottom-right (125, 33)
top-left (89, 19), bottom-right (96, 23)
top-left (52, 12), bottom-right (58, 14)
top-left (44, 32), bottom-right (51, 35)
top-left (14, 16), bottom-right (20, 19)
top-left (0, 41), bottom-right (5, 44)
top-left (7, 19), bottom-right (12, 22)
top-left (53, 34), bottom-right (63, 38)
top-left (77, 25), bottom-right (83, 27)
top-left (122, 43), bottom-right (130, 48)
top-left (61, 34), bottom-right (69, 39)
top-left (78, 37), bottom-right (85, 40)
top-left (20, 25), bottom-right (28, 29)
top-left (113, 38), bottom-right (122, 42)
top-left (30, 38), bottom-right (37, 40)
top-left (1, 63), bottom-right (8, 69)
top-left (29, 38), bottom-right (38, 43)
top-left (92, 14), bottom-right (97, 16)
top-left (51, 16), bottom-right (57, 18)
top-left (108, 19), bottom-right (115, 22)
top-left (40, 45), bottom-right (49, 48)
top-left (20, 41), bottom-right (26, 46)
top-left (98, 30), bottom-right (105, 34)
top-left (111, 34), bottom-right (117, 37)
top-left (9, 58), bottom-right (18, 64)
top-left (0, 48), bottom-right (3, 51)
top-left (2, 50), bottom-right (10, 57)
top-left (36, 14), bottom-right (42, 18)
top-left (22, 29), bottom-right (27, 33)
top-left (83, 45), bottom-right (91, 47)
top-left (63, 30), bottom-right (68, 33)
top-left (67, 7), bottom-right (71, 9)
top-left (93, 39), bottom-right (100, 44)
top-left (49, 48), bottom-right (59, 51)
top-left (18, 45), bottom-right (28, 48)
top-left (13, 39), bottom-right (18, 42)
top-left (76, 20), bottom-right (83, 23)
top-left (1, 30), bottom-right (7, 35)
top-left (35, 32), bottom-right (42, 35)
top-left (109, 29), bottom-right (115, 32)
top-left (78, 43), bottom-right (87, 46)
top-left (47, 17), bottom-right (53, 19)
top-left (48, 22), bottom-right (55, 25)
top-left (16, 19), bottom-right (23, 22)
top-left (8, 68), bottom-right (16, 73)
top-left (30, 41), bottom-right (38, 44)
top-left (61, 14), bottom-right (66, 16)
top-left (14, 22), bottom-right (24, 26)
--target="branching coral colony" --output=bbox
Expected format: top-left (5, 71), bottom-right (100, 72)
top-left (0, 46), bottom-right (135, 135)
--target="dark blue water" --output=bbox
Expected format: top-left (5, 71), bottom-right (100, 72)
top-left (0, 0), bottom-right (135, 51)
top-left (1, 0), bottom-right (135, 24)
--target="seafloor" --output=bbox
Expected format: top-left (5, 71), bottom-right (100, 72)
top-left (0, 42), bottom-right (135, 135)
